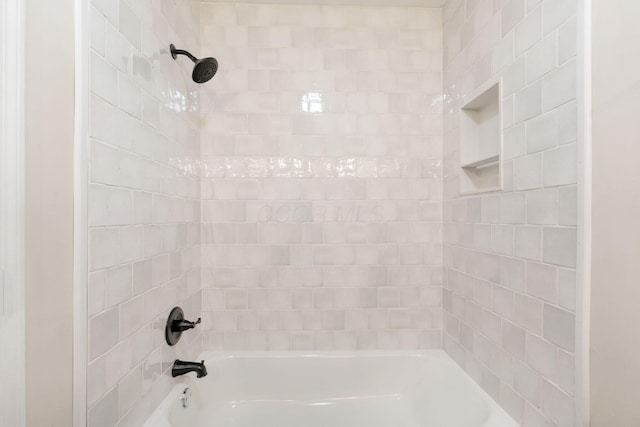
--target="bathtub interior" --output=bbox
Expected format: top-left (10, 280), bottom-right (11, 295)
top-left (146, 351), bottom-right (519, 427)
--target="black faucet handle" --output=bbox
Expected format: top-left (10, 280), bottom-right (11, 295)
top-left (171, 317), bottom-right (201, 332)
top-left (166, 307), bottom-right (202, 346)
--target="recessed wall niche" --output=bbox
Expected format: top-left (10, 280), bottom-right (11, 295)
top-left (459, 78), bottom-right (503, 195)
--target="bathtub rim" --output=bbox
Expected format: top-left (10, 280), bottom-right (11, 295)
top-left (144, 349), bottom-right (519, 427)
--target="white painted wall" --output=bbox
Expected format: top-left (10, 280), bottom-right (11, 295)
top-left (0, 0), bottom-right (25, 425)
top-left (590, 0), bottom-right (640, 424)
top-left (24, 0), bottom-right (76, 424)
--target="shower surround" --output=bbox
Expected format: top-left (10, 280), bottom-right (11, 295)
top-left (85, 1), bottom-right (581, 427)
top-left (87, 1), bottom-right (203, 426)
top-left (442, 0), bottom-right (578, 426)
top-left (199, 3), bottom-right (444, 352)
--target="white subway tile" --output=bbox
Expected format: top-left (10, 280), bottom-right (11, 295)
top-left (91, 7), bottom-right (106, 56)
top-left (492, 225), bottom-right (514, 255)
top-left (90, 308), bottom-right (120, 359)
top-left (557, 349), bottom-right (575, 396)
top-left (493, 285), bottom-right (515, 320)
top-left (542, 0), bottom-right (576, 34)
top-left (88, 386), bottom-right (119, 427)
top-left (119, 294), bottom-right (144, 338)
top-left (524, 402), bottom-right (554, 427)
top-left (515, 5), bottom-right (542, 55)
top-left (543, 227), bottom-right (577, 267)
top-left (527, 33), bottom-right (557, 83)
top-left (527, 189), bottom-right (557, 225)
top-left (558, 16), bottom-right (577, 63)
top-left (514, 359), bottom-right (541, 406)
top-left (105, 23), bottom-right (130, 73)
top-left (526, 333), bottom-right (557, 380)
top-left (502, 0), bottom-right (526, 35)
top-left (503, 57), bottom-right (527, 97)
top-left (105, 264), bottom-right (132, 308)
top-left (557, 268), bottom-right (576, 311)
top-left (481, 196), bottom-right (502, 223)
top-left (501, 257), bottom-right (526, 292)
top-left (526, 261), bottom-right (557, 303)
top-left (557, 101), bottom-right (577, 144)
top-left (92, 0), bottom-right (119, 27)
top-left (543, 143), bottom-right (577, 187)
top-left (501, 193), bottom-right (526, 224)
top-left (514, 81), bottom-right (542, 123)
top-left (119, 366), bottom-right (143, 416)
top-left (88, 272), bottom-right (106, 317)
top-left (482, 310), bottom-right (502, 343)
top-left (119, 73), bottom-right (142, 119)
top-left (87, 356), bottom-right (106, 407)
top-left (515, 293), bottom-right (543, 334)
top-left (514, 226), bottom-right (542, 260)
top-left (543, 304), bottom-right (575, 352)
top-left (503, 124), bottom-right (525, 160)
top-left (540, 379), bottom-right (575, 426)
top-left (90, 228), bottom-right (120, 271)
top-left (91, 52), bottom-right (118, 105)
top-left (119, 0), bottom-right (141, 49)
top-left (500, 383), bottom-right (525, 424)
top-left (542, 59), bottom-right (576, 111)
top-left (513, 154), bottom-right (542, 190)
top-left (526, 110), bottom-right (557, 154)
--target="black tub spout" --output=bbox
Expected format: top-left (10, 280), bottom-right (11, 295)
top-left (172, 359), bottom-right (207, 378)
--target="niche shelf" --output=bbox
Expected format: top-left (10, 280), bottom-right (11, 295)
top-left (459, 78), bottom-right (503, 195)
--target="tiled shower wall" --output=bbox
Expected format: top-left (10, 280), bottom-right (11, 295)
top-left (199, 3), bottom-right (444, 351)
top-left (87, 0), bottom-right (202, 426)
top-left (442, 0), bottom-right (578, 426)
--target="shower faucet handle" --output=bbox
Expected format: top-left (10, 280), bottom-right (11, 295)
top-left (165, 306), bottom-right (201, 346)
top-left (172, 317), bottom-right (201, 332)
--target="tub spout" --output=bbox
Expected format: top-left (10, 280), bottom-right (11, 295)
top-left (172, 359), bottom-right (207, 378)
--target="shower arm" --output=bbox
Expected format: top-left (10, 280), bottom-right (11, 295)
top-left (170, 44), bottom-right (198, 63)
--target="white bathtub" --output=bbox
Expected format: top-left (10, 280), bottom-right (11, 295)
top-left (143, 350), bottom-right (519, 427)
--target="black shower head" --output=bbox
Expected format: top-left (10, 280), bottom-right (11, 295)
top-left (192, 57), bottom-right (218, 84)
top-left (170, 44), bottom-right (218, 84)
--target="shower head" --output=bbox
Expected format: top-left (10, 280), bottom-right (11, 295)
top-left (192, 57), bottom-right (218, 84)
top-left (170, 44), bottom-right (218, 84)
